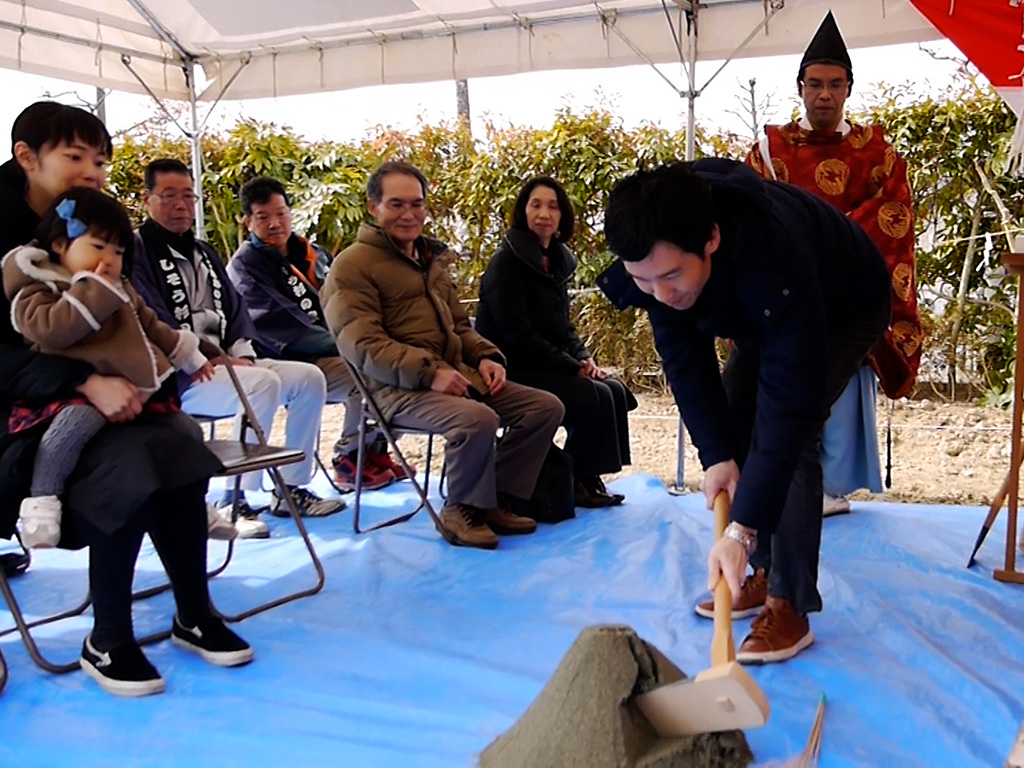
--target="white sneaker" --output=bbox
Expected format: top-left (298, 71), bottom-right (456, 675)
top-left (233, 516), bottom-right (270, 540)
top-left (823, 493), bottom-right (851, 517)
top-left (208, 505), bottom-right (270, 540)
top-left (207, 505), bottom-right (237, 541)
top-left (19, 495), bottom-right (62, 548)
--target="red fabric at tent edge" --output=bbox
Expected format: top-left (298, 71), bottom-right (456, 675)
top-left (908, 0), bottom-right (1023, 88)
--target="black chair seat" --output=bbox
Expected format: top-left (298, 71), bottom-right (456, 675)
top-left (206, 441), bottom-right (305, 475)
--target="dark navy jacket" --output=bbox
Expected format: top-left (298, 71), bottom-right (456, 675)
top-left (599, 159), bottom-right (890, 533)
top-left (130, 231), bottom-right (259, 395)
top-left (226, 236), bottom-right (335, 360)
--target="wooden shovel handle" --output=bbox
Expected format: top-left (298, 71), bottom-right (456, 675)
top-left (711, 491), bottom-right (735, 666)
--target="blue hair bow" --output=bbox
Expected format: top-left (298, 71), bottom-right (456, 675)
top-left (55, 198), bottom-right (88, 240)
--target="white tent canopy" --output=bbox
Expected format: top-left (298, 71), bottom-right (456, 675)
top-left (0, 0), bottom-right (939, 102)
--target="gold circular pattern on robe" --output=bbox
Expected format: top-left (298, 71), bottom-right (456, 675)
top-left (771, 159), bottom-right (790, 183)
top-left (878, 201), bottom-right (912, 240)
top-left (814, 159), bottom-right (850, 196)
top-left (892, 262), bottom-right (913, 303)
top-left (891, 321), bottom-right (923, 358)
top-left (847, 125), bottom-right (874, 149)
top-left (779, 125), bottom-right (798, 145)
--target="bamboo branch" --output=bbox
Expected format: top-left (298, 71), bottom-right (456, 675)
top-left (974, 159), bottom-right (1017, 252)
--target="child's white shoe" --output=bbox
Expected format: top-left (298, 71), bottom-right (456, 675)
top-left (19, 495), bottom-right (63, 549)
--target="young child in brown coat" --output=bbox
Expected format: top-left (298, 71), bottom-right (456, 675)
top-left (1, 188), bottom-right (213, 547)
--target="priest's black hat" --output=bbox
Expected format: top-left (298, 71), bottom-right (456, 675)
top-left (798, 11), bottom-right (853, 87)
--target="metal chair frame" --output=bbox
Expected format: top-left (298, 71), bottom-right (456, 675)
top-left (0, 355), bottom-right (326, 674)
top-left (343, 358), bottom-right (443, 534)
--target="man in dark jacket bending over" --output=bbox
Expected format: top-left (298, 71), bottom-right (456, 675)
top-left (599, 159), bottom-right (891, 663)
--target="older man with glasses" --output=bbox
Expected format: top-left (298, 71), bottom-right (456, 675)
top-left (130, 159), bottom-right (345, 536)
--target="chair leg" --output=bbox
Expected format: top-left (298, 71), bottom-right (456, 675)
top-left (353, 421), bottom-right (440, 534)
top-left (0, 568), bottom-right (82, 674)
top-left (128, 475), bottom-right (242, 601)
top-left (0, 535), bottom-right (92, 638)
top-left (0, 566), bottom-right (178, 676)
top-left (213, 464), bottom-right (325, 623)
top-left (0, 644), bottom-right (8, 694)
top-left (317, 452), bottom-right (347, 496)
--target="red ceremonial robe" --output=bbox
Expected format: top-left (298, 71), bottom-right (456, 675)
top-left (746, 120), bottom-right (921, 399)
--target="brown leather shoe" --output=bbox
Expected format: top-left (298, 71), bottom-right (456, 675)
top-left (485, 501), bottom-right (537, 535)
top-left (694, 568), bottom-right (767, 619)
top-left (436, 504), bottom-right (499, 549)
top-left (736, 596), bottom-right (814, 664)
top-left (574, 476), bottom-right (625, 508)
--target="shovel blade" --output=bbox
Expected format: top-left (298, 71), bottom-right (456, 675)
top-left (635, 661), bottom-right (770, 736)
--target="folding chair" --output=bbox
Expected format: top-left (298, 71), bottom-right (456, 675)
top-left (0, 354), bottom-right (327, 673)
top-left (342, 357), bottom-right (443, 534)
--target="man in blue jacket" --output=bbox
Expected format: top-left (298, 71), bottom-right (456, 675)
top-left (599, 159), bottom-right (891, 663)
top-left (226, 176), bottom-right (404, 492)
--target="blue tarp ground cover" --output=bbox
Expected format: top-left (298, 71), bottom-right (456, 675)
top-left (0, 474), bottom-right (1021, 767)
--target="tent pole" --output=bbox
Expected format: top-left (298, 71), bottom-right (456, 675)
top-left (186, 60), bottom-right (206, 240)
top-left (671, 3), bottom-right (699, 496)
top-left (684, 5), bottom-right (697, 163)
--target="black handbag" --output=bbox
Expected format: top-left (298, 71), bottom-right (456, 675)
top-left (527, 443), bottom-right (576, 524)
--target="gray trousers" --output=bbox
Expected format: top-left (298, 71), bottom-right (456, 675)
top-left (389, 381), bottom-right (564, 509)
top-left (315, 357), bottom-right (383, 456)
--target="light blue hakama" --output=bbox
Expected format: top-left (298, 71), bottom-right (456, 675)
top-left (821, 365), bottom-right (883, 496)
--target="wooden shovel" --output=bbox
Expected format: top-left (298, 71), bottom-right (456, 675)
top-left (636, 492), bottom-right (770, 736)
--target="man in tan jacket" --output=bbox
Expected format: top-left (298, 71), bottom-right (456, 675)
top-left (322, 161), bottom-right (564, 549)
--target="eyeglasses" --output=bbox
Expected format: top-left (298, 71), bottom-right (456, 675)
top-left (152, 191), bottom-right (199, 205)
top-left (384, 199), bottom-right (426, 213)
top-left (802, 81), bottom-right (849, 95)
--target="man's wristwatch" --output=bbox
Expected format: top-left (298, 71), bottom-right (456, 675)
top-left (724, 522), bottom-right (758, 555)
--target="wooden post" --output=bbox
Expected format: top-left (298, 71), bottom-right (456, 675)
top-left (995, 252), bottom-right (1024, 584)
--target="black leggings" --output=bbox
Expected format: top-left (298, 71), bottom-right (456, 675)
top-left (73, 480), bottom-right (212, 650)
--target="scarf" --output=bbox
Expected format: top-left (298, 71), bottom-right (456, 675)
top-left (249, 233), bottom-right (327, 328)
top-left (138, 219), bottom-right (227, 336)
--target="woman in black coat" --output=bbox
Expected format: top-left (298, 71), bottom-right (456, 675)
top-left (0, 101), bottom-right (252, 697)
top-left (476, 177), bottom-right (636, 507)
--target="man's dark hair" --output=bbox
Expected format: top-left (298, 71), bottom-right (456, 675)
top-left (37, 187), bottom-right (135, 275)
top-left (240, 176), bottom-right (290, 215)
top-left (366, 161), bottom-right (429, 203)
top-left (604, 163), bottom-right (717, 262)
top-left (144, 158), bottom-right (192, 191)
top-left (511, 176), bottom-right (575, 244)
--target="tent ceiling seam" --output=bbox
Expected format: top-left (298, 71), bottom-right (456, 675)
top-left (179, 5), bottom-right (678, 66)
top-left (0, 18), bottom-right (176, 65)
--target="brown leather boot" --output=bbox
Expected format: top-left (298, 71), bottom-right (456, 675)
top-left (736, 596), bottom-right (814, 664)
top-left (485, 496), bottom-right (537, 535)
top-left (694, 568), bottom-right (767, 619)
top-left (436, 504), bottom-right (499, 549)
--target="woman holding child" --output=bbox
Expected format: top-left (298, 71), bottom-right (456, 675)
top-left (0, 101), bottom-right (253, 697)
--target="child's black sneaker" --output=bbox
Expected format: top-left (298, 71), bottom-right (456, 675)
top-left (171, 615), bottom-right (254, 667)
top-left (80, 635), bottom-right (165, 697)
